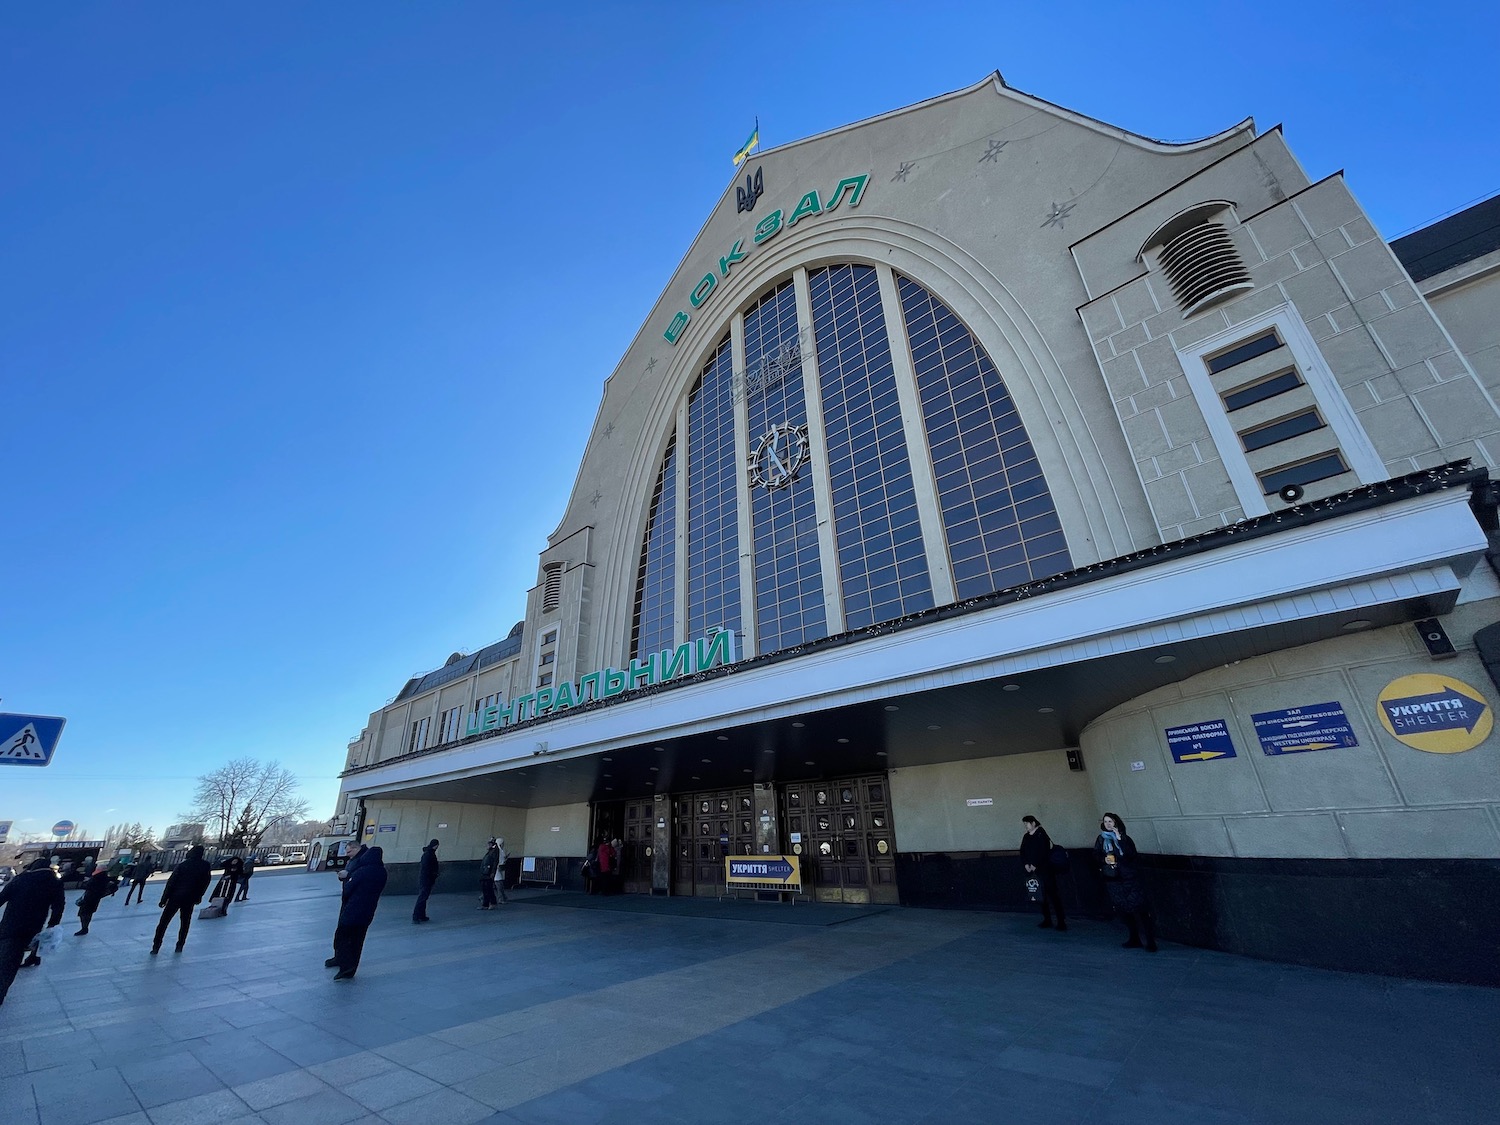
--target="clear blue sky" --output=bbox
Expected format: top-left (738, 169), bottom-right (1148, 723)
top-left (3, 2), bottom-right (1496, 844)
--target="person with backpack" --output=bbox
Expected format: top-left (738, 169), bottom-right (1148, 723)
top-left (1019, 815), bottom-right (1067, 932)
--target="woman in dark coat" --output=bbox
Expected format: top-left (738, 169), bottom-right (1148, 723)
top-left (332, 845), bottom-right (387, 980)
top-left (1094, 812), bottom-right (1157, 952)
top-left (74, 869), bottom-right (113, 935)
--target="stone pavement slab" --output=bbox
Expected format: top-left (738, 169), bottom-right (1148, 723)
top-left (0, 868), bottom-right (1495, 1124)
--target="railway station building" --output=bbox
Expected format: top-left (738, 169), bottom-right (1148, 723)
top-left (334, 74), bottom-right (1500, 983)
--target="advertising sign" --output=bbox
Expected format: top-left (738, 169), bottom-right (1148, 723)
top-left (725, 855), bottom-right (801, 887)
top-left (1252, 703), bottom-right (1358, 756)
top-left (1376, 674), bottom-right (1492, 753)
top-left (52, 820), bottom-right (75, 837)
top-left (1165, 719), bottom-right (1238, 763)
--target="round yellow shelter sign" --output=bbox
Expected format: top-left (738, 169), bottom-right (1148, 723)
top-left (1376, 674), bottom-right (1492, 753)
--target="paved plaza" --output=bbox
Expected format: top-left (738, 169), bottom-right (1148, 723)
top-left (0, 867), bottom-right (1494, 1125)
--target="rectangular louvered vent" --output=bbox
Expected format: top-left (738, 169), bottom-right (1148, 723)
top-left (542, 563), bottom-right (563, 612)
top-left (1159, 222), bottom-right (1254, 316)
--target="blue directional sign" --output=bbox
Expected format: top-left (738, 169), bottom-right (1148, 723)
top-left (0, 714), bottom-right (67, 767)
top-left (1165, 719), bottom-right (1238, 763)
top-left (1252, 702), bottom-right (1358, 756)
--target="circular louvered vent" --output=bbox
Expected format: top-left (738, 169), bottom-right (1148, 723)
top-left (1158, 221), bottom-right (1253, 316)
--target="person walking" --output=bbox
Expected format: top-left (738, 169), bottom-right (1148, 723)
top-left (412, 839), bottom-right (440, 923)
top-left (213, 855), bottom-right (244, 914)
top-left (479, 840), bottom-right (500, 910)
top-left (611, 838), bottom-right (625, 895)
top-left (1019, 815), bottom-right (1067, 932)
top-left (592, 837), bottom-right (615, 895)
top-left (330, 845), bottom-right (387, 980)
top-left (151, 845), bottom-right (213, 955)
top-left (124, 854), bottom-right (156, 905)
top-left (0, 858), bottom-right (65, 1006)
top-left (1094, 813), bottom-right (1157, 952)
top-left (74, 867), bottom-right (113, 936)
top-left (235, 855), bottom-right (257, 902)
top-left (493, 837), bottom-right (509, 904)
top-left (327, 843), bottom-right (366, 966)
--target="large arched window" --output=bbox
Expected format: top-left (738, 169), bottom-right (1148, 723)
top-left (810, 263), bottom-right (933, 629)
top-left (630, 432), bottom-right (676, 662)
top-left (630, 264), bottom-right (1071, 662)
top-left (899, 276), bottom-right (1071, 597)
top-left (686, 333), bottom-right (740, 642)
top-left (744, 281), bottom-right (826, 652)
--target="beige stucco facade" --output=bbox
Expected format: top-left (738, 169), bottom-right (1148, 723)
top-left (334, 75), bottom-right (1500, 899)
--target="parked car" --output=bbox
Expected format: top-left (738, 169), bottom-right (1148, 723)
top-left (265, 853), bottom-right (284, 865)
top-left (287, 851), bottom-right (307, 863)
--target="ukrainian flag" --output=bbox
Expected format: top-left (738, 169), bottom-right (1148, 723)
top-left (733, 122), bottom-right (759, 167)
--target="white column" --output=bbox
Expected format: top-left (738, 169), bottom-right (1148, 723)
top-left (793, 266), bottom-right (846, 635)
top-left (876, 264), bottom-right (956, 606)
top-left (730, 314), bottom-right (758, 657)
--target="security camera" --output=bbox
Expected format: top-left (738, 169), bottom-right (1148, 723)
top-left (1277, 484), bottom-right (1304, 504)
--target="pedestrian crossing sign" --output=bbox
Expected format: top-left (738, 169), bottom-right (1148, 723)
top-left (0, 713), bottom-right (67, 767)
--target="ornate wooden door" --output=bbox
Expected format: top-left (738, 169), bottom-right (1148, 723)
top-left (782, 775), bottom-right (897, 904)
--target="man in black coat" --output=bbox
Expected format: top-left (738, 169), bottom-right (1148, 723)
top-left (74, 868), bottom-right (114, 935)
top-left (124, 853), bottom-right (156, 905)
top-left (412, 839), bottom-right (439, 923)
top-left (151, 845), bottom-right (213, 955)
top-left (331, 845), bottom-right (387, 980)
top-left (0, 858), bottom-right (65, 1005)
top-left (1019, 815), bottom-right (1067, 932)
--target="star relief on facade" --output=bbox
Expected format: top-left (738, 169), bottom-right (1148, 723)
top-left (978, 139), bottom-right (1008, 163)
top-left (891, 161), bottom-right (916, 183)
top-left (747, 423), bottom-right (810, 491)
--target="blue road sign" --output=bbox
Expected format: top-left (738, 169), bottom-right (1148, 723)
top-left (1252, 703), bottom-right (1358, 756)
top-left (1165, 719), bottom-right (1238, 763)
top-left (0, 713), bottom-right (67, 767)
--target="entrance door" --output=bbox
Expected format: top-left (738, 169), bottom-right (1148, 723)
top-left (672, 787), bottom-right (755, 897)
top-left (620, 798), bottom-right (655, 894)
top-left (782, 774), bottom-right (898, 904)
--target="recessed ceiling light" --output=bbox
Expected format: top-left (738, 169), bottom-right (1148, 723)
top-left (701, 758), bottom-right (712, 764)
top-left (884, 705), bottom-right (899, 711)
top-left (763, 748), bottom-right (775, 754)
top-left (962, 739), bottom-right (975, 746)
top-left (1342, 619), bottom-right (1373, 631)
top-left (716, 735), bottom-right (729, 741)
top-left (837, 738), bottom-right (849, 744)
top-left (876, 751), bottom-right (887, 757)
top-left (1003, 684), bottom-right (1021, 692)
top-left (927, 724), bottom-right (941, 731)
top-left (1153, 654), bottom-right (1176, 664)
top-left (742, 768), bottom-right (752, 774)
top-left (691, 776), bottom-right (700, 781)
top-left (792, 722), bottom-right (805, 728)
top-left (804, 760), bottom-right (816, 766)
top-left (654, 746), bottom-right (666, 752)
top-left (1038, 707), bottom-right (1054, 714)
top-left (604, 787), bottom-right (613, 791)
top-left (603, 773), bottom-right (612, 778)
top-left (649, 766), bottom-right (659, 772)
top-left (602, 757), bottom-right (612, 762)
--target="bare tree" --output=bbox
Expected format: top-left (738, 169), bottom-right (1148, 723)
top-left (185, 758), bottom-right (310, 849)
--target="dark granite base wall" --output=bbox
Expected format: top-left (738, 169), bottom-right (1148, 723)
top-left (382, 858), bottom-right (589, 896)
top-left (896, 851), bottom-right (1500, 986)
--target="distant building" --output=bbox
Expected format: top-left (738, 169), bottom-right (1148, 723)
top-left (335, 75), bottom-right (1500, 983)
top-left (162, 823), bottom-right (205, 849)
